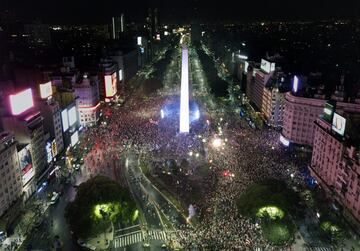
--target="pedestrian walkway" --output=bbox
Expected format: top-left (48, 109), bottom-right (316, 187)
top-left (147, 229), bottom-right (167, 240)
top-left (113, 229), bottom-right (185, 248)
top-left (113, 230), bottom-right (143, 248)
top-left (309, 247), bottom-right (334, 251)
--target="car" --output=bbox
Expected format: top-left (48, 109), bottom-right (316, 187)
top-left (0, 231), bottom-right (6, 242)
top-left (50, 192), bottom-right (60, 205)
top-left (77, 239), bottom-right (96, 250)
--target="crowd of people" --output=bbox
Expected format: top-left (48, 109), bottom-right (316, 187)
top-left (76, 50), bottom-right (310, 250)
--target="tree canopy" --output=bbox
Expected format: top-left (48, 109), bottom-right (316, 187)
top-left (65, 175), bottom-right (137, 239)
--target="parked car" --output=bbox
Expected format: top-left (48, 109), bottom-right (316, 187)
top-left (77, 239), bottom-right (96, 250)
top-left (50, 192), bottom-right (60, 205)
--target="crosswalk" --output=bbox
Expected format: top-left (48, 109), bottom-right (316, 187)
top-left (113, 230), bottom-right (144, 248)
top-left (113, 230), bottom-right (177, 248)
top-left (309, 247), bottom-right (333, 251)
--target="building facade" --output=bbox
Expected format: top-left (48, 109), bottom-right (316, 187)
top-left (310, 112), bottom-right (360, 228)
top-left (74, 75), bottom-right (100, 127)
top-left (0, 132), bottom-right (22, 216)
top-left (246, 65), bottom-right (285, 127)
top-left (281, 92), bottom-right (360, 146)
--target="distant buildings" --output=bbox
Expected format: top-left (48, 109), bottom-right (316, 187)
top-left (24, 22), bottom-right (51, 47)
top-left (0, 132), bottom-right (22, 216)
top-left (310, 107), bottom-right (360, 228)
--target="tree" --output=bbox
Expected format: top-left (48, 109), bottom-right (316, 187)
top-left (65, 175), bottom-right (137, 239)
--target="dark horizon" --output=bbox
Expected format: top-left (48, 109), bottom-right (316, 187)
top-left (1, 0), bottom-right (360, 24)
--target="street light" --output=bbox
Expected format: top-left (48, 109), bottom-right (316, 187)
top-left (212, 138), bottom-right (222, 148)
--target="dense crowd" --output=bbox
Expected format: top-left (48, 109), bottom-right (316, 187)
top-left (77, 60), bottom-right (309, 250)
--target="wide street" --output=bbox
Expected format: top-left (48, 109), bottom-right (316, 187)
top-left (17, 36), bottom-right (327, 251)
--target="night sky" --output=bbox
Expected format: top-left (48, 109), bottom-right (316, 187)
top-left (1, 0), bottom-right (360, 24)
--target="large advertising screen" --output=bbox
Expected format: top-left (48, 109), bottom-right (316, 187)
top-left (260, 59), bottom-right (275, 74)
top-left (244, 61), bottom-right (249, 74)
top-left (104, 72), bottom-right (117, 98)
top-left (68, 106), bottom-right (77, 126)
top-left (39, 81), bottom-right (52, 99)
top-left (9, 88), bottom-right (34, 115)
top-left (18, 145), bottom-right (35, 186)
top-left (46, 141), bottom-right (53, 163)
top-left (293, 76), bottom-right (299, 93)
top-left (119, 69), bottom-right (123, 81)
top-left (332, 113), bottom-right (346, 136)
top-left (61, 109), bottom-right (69, 132)
top-left (71, 131), bottom-right (79, 146)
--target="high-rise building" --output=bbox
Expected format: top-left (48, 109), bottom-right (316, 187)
top-left (36, 96), bottom-right (64, 159)
top-left (2, 112), bottom-right (46, 182)
top-left (111, 15), bottom-right (124, 40)
top-left (281, 89), bottom-right (360, 146)
top-left (74, 74), bottom-right (100, 127)
top-left (310, 109), bottom-right (360, 229)
top-left (246, 59), bottom-right (285, 127)
top-left (98, 59), bottom-right (119, 102)
top-left (0, 132), bottom-right (22, 216)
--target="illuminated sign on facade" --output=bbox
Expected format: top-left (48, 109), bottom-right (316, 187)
top-left (137, 36), bottom-right (142, 45)
top-left (244, 61), bottom-right (249, 73)
top-left (61, 109), bottom-right (69, 132)
top-left (39, 81), bottom-right (53, 99)
top-left (9, 88), bottom-right (34, 115)
top-left (46, 141), bottom-right (52, 163)
top-left (104, 73), bottom-right (117, 98)
top-left (71, 131), bottom-right (79, 146)
top-left (18, 145), bottom-right (35, 186)
top-left (68, 106), bottom-right (77, 126)
top-left (119, 69), bottom-right (123, 81)
top-left (260, 59), bottom-right (275, 74)
top-left (293, 76), bottom-right (299, 93)
top-left (332, 113), bottom-right (346, 136)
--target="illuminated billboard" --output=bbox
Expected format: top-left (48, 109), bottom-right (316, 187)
top-left (323, 102), bottom-right (334, 122)
top-left (260, 59), bottom-right (275, 74)
top-left (46, 141), bottom-right (53, 163)
top-left (9, 88), bottom-right (34, 115)
top-left (293, 76), bottom-right (299, 93)
top-left (244, 61), bottom-right (249, 73)
top-left (39, 81), bottom-right (52, 99)
top-left (51, 140), bottom-right (58, 157)
top-left (61, 109), bottom-right (69, 132)
top-left (332, 113), bottom-right (346, 136)
top-left (119, 69), bottom-right (123, 81)
top-left (280, 135), bottom-right (290, 147)
top-left (104, 72), bottom-right (117, 98)
top-left (68, 106), bottom-right (77, 127)
top-left (18, 145), bottom-right (35, 186)
top-left (71, 131), bottom-right (79, 146)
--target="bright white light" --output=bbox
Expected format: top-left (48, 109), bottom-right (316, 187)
top-left (68, 106), bottom-right (77, 126)
top-left (160, 109), bottom-right (165, 119)
top-left (293, 76), bottom-right (299, 93)
top-left (195, 109), bottom-right (200, 120)
top-left (212, 138), bottom-right (222, 148)
top-left (61, 110), bottom-right (69, 132)
top-left (71, 131), bottom-right (79, 146)
top-left (137, 36), bottom-right (142, 45)
top-left (238, 54), bottom-right (248, 60)
top-left (280, 135), bottom-right (290, 147)
top-left (179, 46), bottom-right (190, 133)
